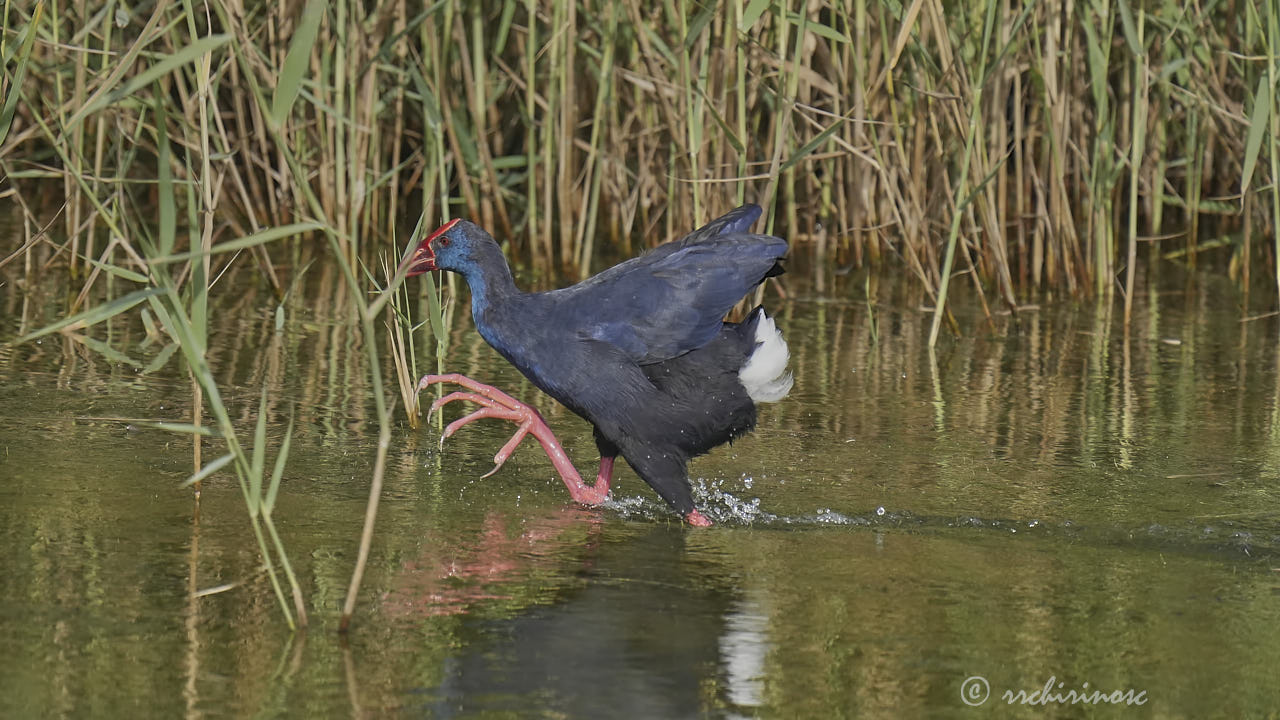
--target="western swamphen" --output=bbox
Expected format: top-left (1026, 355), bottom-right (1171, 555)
top-left (402, 204), bottom-right (792, 526)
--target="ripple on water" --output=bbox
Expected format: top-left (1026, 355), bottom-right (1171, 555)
top-left (601, 480), bottom-right (1278, 564)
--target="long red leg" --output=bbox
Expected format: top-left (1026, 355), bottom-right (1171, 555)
top-left (417, 374), bottom-right (611, 505)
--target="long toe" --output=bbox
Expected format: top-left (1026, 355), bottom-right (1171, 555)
top-left (418, 374), bottom-right (610, 504)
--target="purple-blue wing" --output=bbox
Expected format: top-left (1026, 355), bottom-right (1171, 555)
top-left (553, 205), bottom-right (784, 364)
top-left (677, 203), bottom-right (763, 243)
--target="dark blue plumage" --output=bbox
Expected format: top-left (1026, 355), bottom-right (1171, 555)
top-left (405, 205), bottom-right (793, 524)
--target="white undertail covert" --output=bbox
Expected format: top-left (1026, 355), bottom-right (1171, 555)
top-left (738, 313), bottom-right (794, 403)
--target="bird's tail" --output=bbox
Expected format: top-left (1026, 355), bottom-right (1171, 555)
top-left (737, 306), bottom-right (794, 403)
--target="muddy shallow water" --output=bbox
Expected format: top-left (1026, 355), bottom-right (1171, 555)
top-left (3, 246), bottom-right (1279, 717)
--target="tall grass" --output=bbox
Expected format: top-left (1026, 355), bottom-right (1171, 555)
top-left (1, 0), bottom-right (1276, 623)
top-left (6, 0), bottom-right (1271, 299)
top-left (1, 0), bottom-right (443, 628)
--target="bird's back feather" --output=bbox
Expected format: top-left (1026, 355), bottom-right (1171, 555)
top-left (546, 205), bottom-right (785, 364)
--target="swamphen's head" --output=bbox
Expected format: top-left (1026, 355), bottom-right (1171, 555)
top-left (401, 218), bottom-right (495, 277)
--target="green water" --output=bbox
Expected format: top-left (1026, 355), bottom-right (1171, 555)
top-left (3, 254), bottom-right (1280, 717)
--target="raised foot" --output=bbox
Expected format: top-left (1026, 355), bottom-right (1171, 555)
top-left (416, 373), bottom-right (611, 506)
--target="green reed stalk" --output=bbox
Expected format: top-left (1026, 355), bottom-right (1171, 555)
top-left (543, 0), bottom-right (563, 265)
top-left (733, 0), bottom-right (748, 206)
top-left (213, 0), bottom-right (408, 631)
top-left (757, 0), bottom-right (789, 235)
top-left (1269, 0), bottom-right (1280, 310)
top-left (1178, 107), bottom-right (1198, 268)
top-left (0, 0), bottom-right (40, 147)
top-left (18, 94), bottom-right (315, 630)
top-left (565, 0), bottom-right (579, 260)
top-left (1124, 10), bottom-right (1147, 328)
top-left (1083, 0), bottom-right (1116, 297)
top-left (574, 1), bottom-right (619, 276)
top-left (929, 0), bottom-right (999, 347)
top-left (677, 0), bottom-right (704, 223)
top-left (524, 0), bottom-right (539, 262)
top-left (160, 77), bottom-right (307, 626)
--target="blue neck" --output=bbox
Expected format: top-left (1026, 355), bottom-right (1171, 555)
top-left (460, 242), bottom-right (520, 321)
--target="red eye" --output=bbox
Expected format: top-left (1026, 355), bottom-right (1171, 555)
top-left (425, 218), bottom-right (461, 248)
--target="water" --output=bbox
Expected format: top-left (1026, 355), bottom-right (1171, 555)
top-left (3, 243), bottom-right (1280, 717)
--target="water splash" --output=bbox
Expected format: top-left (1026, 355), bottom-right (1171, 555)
top-left (599, 475), bottom-right (779, 525)
top-left (690, 476), bottom-right (778, 525)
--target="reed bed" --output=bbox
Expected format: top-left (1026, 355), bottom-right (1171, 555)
top-left (3, 0), bottom-right (1275, 299)
top-left (1, 0), bottom-right (1276, 625)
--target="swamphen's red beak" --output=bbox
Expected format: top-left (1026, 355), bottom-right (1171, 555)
top-left (401, 218), bottom-right (461, 276)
